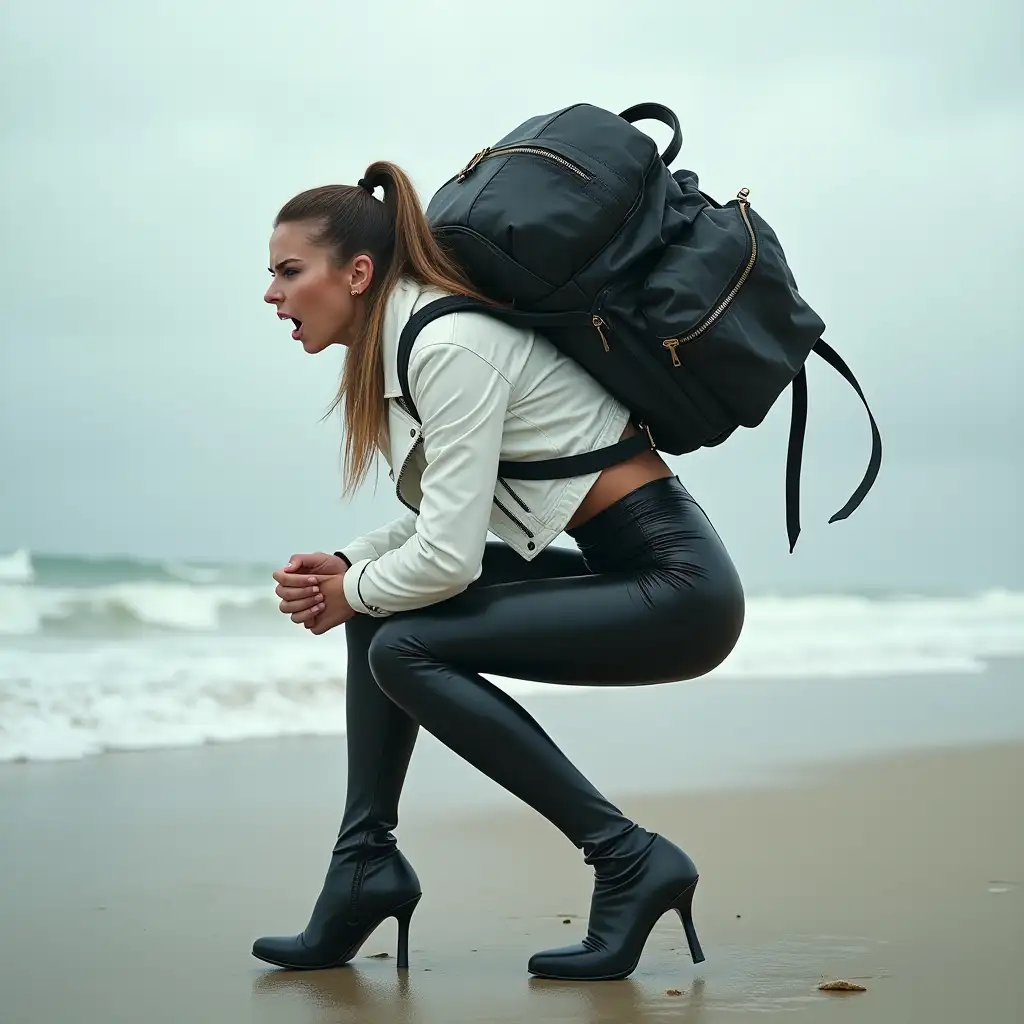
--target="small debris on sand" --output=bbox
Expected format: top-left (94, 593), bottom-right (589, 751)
top-left (562, 918), bottom-right (571, 924)
top-left (666, 988), bottom-right (683, 996)
top-left (366, 952), bottom-right (390, 959)
top-left (818, 980), bottom-right (866, 992)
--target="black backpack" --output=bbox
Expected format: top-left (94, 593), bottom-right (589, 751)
top-left (398, 101), bottom-right (881, 551)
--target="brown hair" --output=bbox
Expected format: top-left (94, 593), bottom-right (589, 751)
top-left (274, 162), bottom-right (489, 494)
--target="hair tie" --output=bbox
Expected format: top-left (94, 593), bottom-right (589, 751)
top-left (357, 177), bottom-right (375, 193)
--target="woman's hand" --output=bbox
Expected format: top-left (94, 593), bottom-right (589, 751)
top-left (306, 573), bottom-right (356, 635)
top-left (272, 552), bottom-right (349, 624)
top-left (281, 551), bottom-right (349, 576)
top-left (273, 559), bottom-right (356, 635)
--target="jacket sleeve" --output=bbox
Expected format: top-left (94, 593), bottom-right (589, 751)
top-left (343, 335), bottom-right (511, 617)
top-left (334, 512), bottom-right (418, 567)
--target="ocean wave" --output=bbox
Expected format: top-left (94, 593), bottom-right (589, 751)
top-left (2, 588), bottom-right (1024, 763)
top-left (0, 548), bottom-right (270, 589)
top-left (0, 548), bottom-right (281, 635)
top-left (0, 636), bottom-right (349, 762)
top-left (162, 561), bottom-right (235, 584)
top-left (0, 549), bottom-right (35, 584)
top-left (0, 582), bottom-right (279, 636)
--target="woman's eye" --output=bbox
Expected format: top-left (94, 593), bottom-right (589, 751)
top-left (282, 268), bottom-right (299, 278)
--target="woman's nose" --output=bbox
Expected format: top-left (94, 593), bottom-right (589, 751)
top-left (264, 285), bottom-right (282, 305)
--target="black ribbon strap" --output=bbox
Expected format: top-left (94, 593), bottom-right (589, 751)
top-left (785, 338), bottom-right (883, 553)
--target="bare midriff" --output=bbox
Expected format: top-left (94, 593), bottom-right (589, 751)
top-left (565, 421), bottom-right (674, 531)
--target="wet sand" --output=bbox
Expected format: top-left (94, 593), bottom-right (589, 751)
top-left (1, 675), bottom-right (1022, 1022)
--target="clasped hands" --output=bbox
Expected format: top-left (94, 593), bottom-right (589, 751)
top-left (273, 551), bottom-right (355, 635)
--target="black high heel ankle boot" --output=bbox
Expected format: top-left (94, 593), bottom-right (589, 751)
top-left (253, 615), bottom-right (422, 970)
top-left (527, 833), bottom-right (704, 981)
top-left (252, 841), bottom-right (421, 969)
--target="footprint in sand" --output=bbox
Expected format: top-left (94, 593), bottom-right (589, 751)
top-left (986, 880), bottom-right (1018, 894)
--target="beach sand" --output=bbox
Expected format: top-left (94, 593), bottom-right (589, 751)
top-left (2, 672), bottom-right (1022, 1023)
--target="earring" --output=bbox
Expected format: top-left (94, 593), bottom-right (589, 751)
top-left (351, 288), bottom-right (359, 297)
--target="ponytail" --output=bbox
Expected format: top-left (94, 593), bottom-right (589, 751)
top-left (275, 162), bottom-right (489, 495)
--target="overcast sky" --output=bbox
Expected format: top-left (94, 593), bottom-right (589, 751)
top-left (1, 0), bottom-right (1021, 592)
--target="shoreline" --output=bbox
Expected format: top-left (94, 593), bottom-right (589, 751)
top-left (2, 715), bottom-right (1022, 1021)
top-left (4, 654), bottom-right (1024, 778)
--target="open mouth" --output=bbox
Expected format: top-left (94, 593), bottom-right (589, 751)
top-left (278, 313), bottom-right (303, 340)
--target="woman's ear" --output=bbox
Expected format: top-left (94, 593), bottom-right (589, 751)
top-left (348, 253), bottom-right (375, 296)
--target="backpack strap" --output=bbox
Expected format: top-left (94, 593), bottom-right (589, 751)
top-left (397, 296), bottom-right (652, 476)
top-left (785, 338), bottom-right (883, 552)
top-left (499, 433), bottom-right (652, 479)
top-left (398, 296), bottom-right (580, 421)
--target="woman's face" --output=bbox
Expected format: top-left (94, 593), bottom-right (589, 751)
top-left (264, 220), bottom-right (372, 353)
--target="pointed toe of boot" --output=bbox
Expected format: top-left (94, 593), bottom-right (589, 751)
top-left (251, 934), bottom-right (324, 970)
top-left (527, 942), bottom-right (617, 981)
top-left (527, 941), bottom-right (642, 981)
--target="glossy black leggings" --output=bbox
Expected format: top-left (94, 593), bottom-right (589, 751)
top-left (340, 476), bottom-right (744, 861)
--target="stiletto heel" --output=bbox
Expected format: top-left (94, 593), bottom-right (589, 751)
top-left (393, 894), bottom-right (420, 969)
top-left (671, 881), bottom-right (705, 963)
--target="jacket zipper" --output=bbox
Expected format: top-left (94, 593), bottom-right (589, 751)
top-left (497, 477), bottom-right (531, 513)
top-left (392, 431), bottom-right (534, 538)
top-left (457, 145), bottom-right (591, 183)
top-left (394, 433), bottom-right (422, 514)
top-left (492, 495), bottom-right (534, 538)
top-left (662, 188), bottom-right (758, 367)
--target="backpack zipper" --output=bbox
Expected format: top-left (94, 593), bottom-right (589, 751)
top-left (458, 145), bottom-right (592, 183)
top-left (662, 188), bottom-right (758, 364)
top-left (591, 282), bottom-right (618, 352)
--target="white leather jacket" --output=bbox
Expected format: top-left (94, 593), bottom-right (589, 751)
top-left (338, 277), bottom-right (631, 617)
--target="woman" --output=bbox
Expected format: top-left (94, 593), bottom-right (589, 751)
top-left (253, 161), bottom-right (745, 981)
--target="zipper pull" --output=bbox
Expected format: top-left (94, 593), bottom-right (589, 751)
top-left (592, 315), bottom-right (611, 352)
top-left (736, 186), bottom-right (751, 204)
top-left (457, 147), bottom-right (491, 182)
top-left (663, 338), bottom-right (682, 367)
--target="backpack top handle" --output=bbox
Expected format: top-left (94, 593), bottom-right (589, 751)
top-left (618, 103), bottom-right (683, 167)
